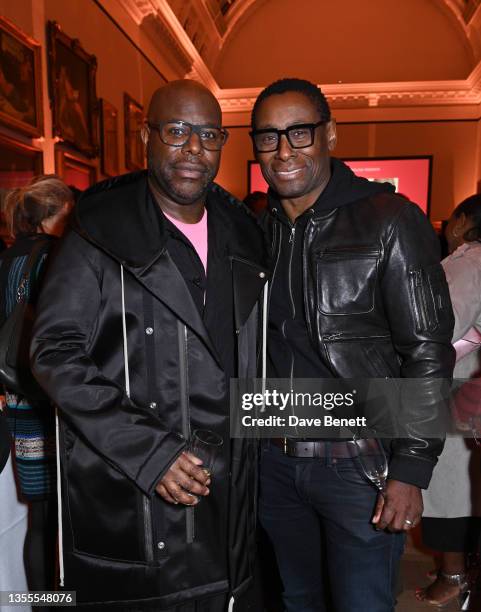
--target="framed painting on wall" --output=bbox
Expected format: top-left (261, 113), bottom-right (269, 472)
top-left (47, 21), bottom-right (99, 158)
top-left (0, 16), bottom-right (44, 137)
top-left (0, 133), bottom-right (43, 189)
top-left (100, 99), bottom-right (119, 177)
top-left (124, 93), bottom-right (145, 171)
top-left (55, 148), bottom-right (97, 192)
top-left (0, 133), bottom-right (44, 245)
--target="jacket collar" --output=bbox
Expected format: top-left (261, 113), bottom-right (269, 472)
top-left (75, 172), bottom-right (267, 270)
top-left (74, 172), bottom-right (268, 361)
top-left (75, 171), bottom-right (165, 270)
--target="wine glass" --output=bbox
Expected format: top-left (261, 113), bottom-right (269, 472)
top-left (469, 415), bottom-right (481, 446)
top-left (189, 429), bottom-right (223, 477)
top-left (348, 437), bottom-right (388, 495)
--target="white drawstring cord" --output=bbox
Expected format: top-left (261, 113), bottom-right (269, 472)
top-left (262, 280), bottom-right (268, 381)
top-left (55, 407), bottom-right (64, 587)
top-left (55, 265), bottom-right (131, 589)
top-left (261, 280), bottom-right (269, 410)
top-left (228, 595), bottom-right (235, 612)
top-left (121, 265), bottom-right (131, 398)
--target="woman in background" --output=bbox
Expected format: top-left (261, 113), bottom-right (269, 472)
top-left (417, 194), bottom-right (481, 607)
top-left (0, 175), bottom-right (73, 594)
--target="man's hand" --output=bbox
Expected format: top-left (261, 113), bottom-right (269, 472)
top-left (372, 479), bottom-right (423, 532)
top-left (155, 451), bottom-right (210, 506)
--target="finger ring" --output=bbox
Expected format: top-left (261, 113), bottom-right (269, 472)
top-left (404, 519), bottom-right (413, 526)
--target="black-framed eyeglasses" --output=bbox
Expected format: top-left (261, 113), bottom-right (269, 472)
top-left (250, 121), bottom-right (325, 152)
top-left (146, 120), bottom-right (229, 151)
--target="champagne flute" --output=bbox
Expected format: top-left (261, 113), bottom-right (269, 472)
top-left (348, 437), bottom-right (388, 495)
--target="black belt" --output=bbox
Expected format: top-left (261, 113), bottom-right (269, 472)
top-left (271, 438), bottom-right (354, 458)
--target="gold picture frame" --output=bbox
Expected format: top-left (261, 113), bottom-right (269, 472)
top-left (55, 147), bottom-right (97, 191)
top-left (124, 93), bottom-right (145, 171)
top-left (100, 99), bottom-right (119, 177)
top-left (0, 16), bottom-right (44, 137)
top-left (47, 21), bottom-right (99, 158)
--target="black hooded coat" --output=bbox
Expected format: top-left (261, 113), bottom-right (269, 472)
top-left (31, 172), bottom-right (268, 608)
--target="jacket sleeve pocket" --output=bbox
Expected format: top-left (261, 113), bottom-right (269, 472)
top-left (409, 264), bottom-right (451, 334)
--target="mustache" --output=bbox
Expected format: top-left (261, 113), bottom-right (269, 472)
top-left (172, 161), bottom-right (209, 173)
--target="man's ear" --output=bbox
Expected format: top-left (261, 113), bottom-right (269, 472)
top-left (140, 124), bottom-right (149, 146)
top-left (326, 119), bottom-right (337, 151)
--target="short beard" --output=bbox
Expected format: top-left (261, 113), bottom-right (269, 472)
top-left (148, 154), bottom-right (214, 205)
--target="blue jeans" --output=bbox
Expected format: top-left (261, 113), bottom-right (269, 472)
top-left (259, 443), bottom-right (404, 612)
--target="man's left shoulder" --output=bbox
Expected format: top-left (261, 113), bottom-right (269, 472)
top-left (365, 191), bottom-right (414, 216)
top-left (209, 183), bottom-right (256, 220)
top-left (208, 183), bottom-right (263, 234)
top-left (208, 183), bottom-right (267, 262)
top-left (359, 191), bottom-right (430, 230)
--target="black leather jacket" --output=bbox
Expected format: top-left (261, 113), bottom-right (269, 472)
top-left (263, 159), bottom-right (455, 488)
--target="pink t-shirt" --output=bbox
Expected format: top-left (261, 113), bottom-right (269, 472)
top-left (163, 208), bottom-right (208, 273)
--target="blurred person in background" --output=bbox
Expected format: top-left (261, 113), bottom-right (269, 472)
top-left (0, 175), bottom-right (73, 595)
top-left (417, 194), bottom-right (481, 608)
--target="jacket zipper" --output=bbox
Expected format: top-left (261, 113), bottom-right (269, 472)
top-left (319, 246), bottom-right (380, 258)
top-left (286, 222), bottom-right (299, 434)
top-left (178, 321), bottom-right (194, 543)
top-left (409, 269), bottom-right (429, 332)
top-left (303, 217), bottom-right (315, 342)
top-left (268, 221), bottom-right (282, 306)
top-left (271, 217), bottom-right (299, 381)
top-left (269, 215), bottom-right (299, 432)
top-left (287, 224), bottom-right (296, 383)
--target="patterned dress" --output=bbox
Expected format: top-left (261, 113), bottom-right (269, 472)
top-left (0, 234), bottom-right (56, 501)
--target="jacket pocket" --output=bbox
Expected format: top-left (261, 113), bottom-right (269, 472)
top-left (142, 495), bottom-right (155, 562)
top-left (64, 435), bottom-right (151, 563)
top-left (409, 264), bottom-right (450, 333)
top-left (362, 343), bottom-right (398, 378)
top-left (316, 246), bottom-right (380, 315)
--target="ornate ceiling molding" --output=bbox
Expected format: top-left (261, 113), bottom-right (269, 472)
top-left (117, 0), bottom-right (193, 74)
top-left (221, 0), bottom-right (262, 46)
top-left (217, 75), bottom-right (481, 114)
top-left (117, 0), bottom-right (156, 24)
top-left (468, 56), bottom-right (481, 92)
top-left (115, 0), bottom-right (481, 116)
top-left (150, 0), bottom-right (219, 88)
top-left (462, 0), bottom-right (481, 23)
top-left (142, 15), bottom-right (193, 74)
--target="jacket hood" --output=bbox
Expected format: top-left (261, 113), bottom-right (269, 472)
top-left (74, 171), bottom-right (262, 269)
top-left (268, 157), bottom-right (395, 215)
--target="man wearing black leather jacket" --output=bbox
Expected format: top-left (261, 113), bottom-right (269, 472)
top-left (251, 78), bottom-right (455, 612)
